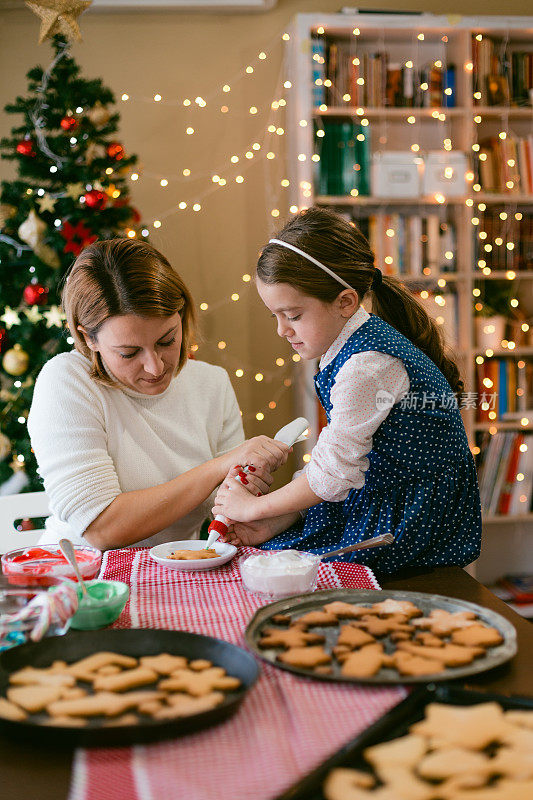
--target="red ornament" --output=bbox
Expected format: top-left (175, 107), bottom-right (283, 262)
top-left (83, 189), bottom-right (107, 210)
top-left (16, 140), bottom-right (36, 157)
top-left (60, 221), bottom-right (97, 256)
top-left (106, 142), bottom-right (125, 160)
top-left (0, 327), bottom-right (7, 353)
top-left (60, 116), bottom-right (78, 132)
top-left (23, 283), bottom-right (49, 306)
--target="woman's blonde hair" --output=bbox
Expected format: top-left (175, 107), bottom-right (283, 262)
top-left (62, 238), bottom-right (196, 385)
top-left (258, 207), bottom-right (463, 397)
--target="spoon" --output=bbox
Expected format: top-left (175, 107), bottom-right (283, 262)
top-left (59, 539), bottom-right (90, 602)
top-left (318, 533), bottom-right (394, 560)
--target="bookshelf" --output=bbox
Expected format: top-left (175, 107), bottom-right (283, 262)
top-left (286, 12), bottom-right (533, 591)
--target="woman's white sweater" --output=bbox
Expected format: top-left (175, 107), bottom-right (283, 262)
top-left (27, 352), bottom-right (244, 547)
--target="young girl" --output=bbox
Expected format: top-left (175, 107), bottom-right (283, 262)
top-left (213, 207), bottom-right (482, 574)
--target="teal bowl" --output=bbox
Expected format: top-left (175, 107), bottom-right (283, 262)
top-left (70, 580), bottom-right (129, 631)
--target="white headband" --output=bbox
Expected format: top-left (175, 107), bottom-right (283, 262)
top-left (268, 239), bottom-right (353, 290)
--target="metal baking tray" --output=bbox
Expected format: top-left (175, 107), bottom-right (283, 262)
top-left (274, 684), bottom-right (533, 800)
top-left (0, 628), bottom-right (259, 746)
top-left (245, 589), bottom-right (517, 684)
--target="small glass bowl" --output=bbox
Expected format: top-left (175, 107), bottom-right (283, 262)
top-left (70, 580), bottom-right (129, 631)
top-left (0, 580), bottom-right (74, 651)
top-left (239, 550), bottom-right (320, 600)
top-left (1, 544), bottom-right (102, 588)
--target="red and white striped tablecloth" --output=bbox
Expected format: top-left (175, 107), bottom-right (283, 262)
top-left (69, 547), bottom-right (405, 800)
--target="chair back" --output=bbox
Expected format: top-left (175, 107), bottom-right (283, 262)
top-left (0, 491), bottom-right (50, 552)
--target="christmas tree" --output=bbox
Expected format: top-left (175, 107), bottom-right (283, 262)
top-left (0, 35), bottom-right (144, 494)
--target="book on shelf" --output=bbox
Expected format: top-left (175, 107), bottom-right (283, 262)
top-left (474, 210), bottom-right (533, 272)
top-left (477, 431), bottom-right (533, 515)
top-left (316, 40), bottom-right (456, 108)
top-left (315, 120), bottom-right (371, 196)
top-left (475, 135), bottom-right (533, 195)
top-left (472, 35), bottom-right (533, 107)
top-left (312, 35), bottom-right (326, 108)
top-left (476, 358), bottom-right (533, 421)
top-left (353, 212), bottom-right (456, 277)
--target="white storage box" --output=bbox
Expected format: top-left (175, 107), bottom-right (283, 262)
top-left (371, 152), bottom-right (422, 198)
top-left (423, 151), bottom-right (467, 197)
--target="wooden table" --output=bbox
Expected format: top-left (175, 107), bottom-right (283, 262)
top-left (1, 566), bottom-right (532, 800)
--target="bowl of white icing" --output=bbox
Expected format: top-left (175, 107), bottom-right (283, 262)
top-left (239, 550), bottom-right (320, 599)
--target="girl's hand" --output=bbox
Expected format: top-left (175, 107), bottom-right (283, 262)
top-left (222, 519), bottom-right (276, 548)
top-left (226, 436), bottom-right (290, 474)
top-left (213, 478), bottom-right (261, 524)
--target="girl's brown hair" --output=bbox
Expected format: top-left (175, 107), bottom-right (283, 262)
top-left (257, 207), bottom-right (463, 396)
top-left (62, 238), bottom-right (196, 385)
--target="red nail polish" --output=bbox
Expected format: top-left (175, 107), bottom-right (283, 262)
top-left (247, 466), bottom-right (256, 472)
top-left (240, 476), bottom-right (249, 485)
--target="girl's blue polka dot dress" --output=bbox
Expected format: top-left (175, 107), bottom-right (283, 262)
top-left (263, 314), bottom-right (482, 576)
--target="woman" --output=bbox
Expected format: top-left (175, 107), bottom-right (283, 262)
top-left (28, 239), bottom-right (289, 550)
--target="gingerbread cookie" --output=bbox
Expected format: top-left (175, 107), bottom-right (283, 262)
top-left (340, 644), bottom-right (386, 678)
top-left (93, 666), bottom-right (158, 693)
top-left (451, 624), bottom-right (503, 648)
top-left (351, 615), bottom-right (411, 638)
top-left (154, 692), bottom-right (225, 719)
top-left (392, 651), bottom-right (445, 677)
top-left (417, 747), bottom-right (493, 781)
top-left (413, 632), bottom-right (445, 648)
top-left (293, 610), bottom-right (338, 628)
top-left (168, 549), bottom-right (218, 560)
top-left (9, 668), bottom-right (76, 688)
top-left (323, 767), bottom-right (375, 800)
top-left (67, 652), bottom-right (137, 680)
top-left (189, 659), bottom-right (212, 671)
top-left (322, 601), bottom-right (373, 619)
top-left (410, 702), bottom-right (509, 750)
top-left (139, 654), bottom-right (188, 675)
top-left (277, 646), bottom-right (332, 669)
top-left (369, 599), bottom-right (422, 618)
top-left (396, 641), bottom-right (484, 667)
top-left (411, 609), bottom-right (477, 636)
top-left (336, 625), bottom-right (375, 650)
top-left (159, 667), bottom-right (241, 697)
top-left (47, 690), bottom-right (164, 718)
top-left (364, 733), bottom-right (428, 769)
top-left (7, 684), bottom-right (64, 713)
top-left (0, 696), bottom-right (28, 721)
top-left (258, 627), bottom-right (325, 649)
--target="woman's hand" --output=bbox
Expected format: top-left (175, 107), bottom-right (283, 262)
top-left (213, 477), bottom-right (261, 523)
top-left (225, 436), bottom-right (290, 475)
top-left (223, 465), bottom-right (270, 497)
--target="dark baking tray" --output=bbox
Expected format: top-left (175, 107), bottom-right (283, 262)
top-left (0, 628), bottom-right (259, 747)
top-left (275, 684), bottom-right (533, 800)
top-left (245, 589), bottom-right (517, 684)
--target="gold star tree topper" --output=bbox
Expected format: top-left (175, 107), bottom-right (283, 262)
top-left (25, 1), bottom-right (92, 45)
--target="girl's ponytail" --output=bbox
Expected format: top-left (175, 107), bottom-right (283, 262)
top-left (372, 277), bottom-right (464, 397)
